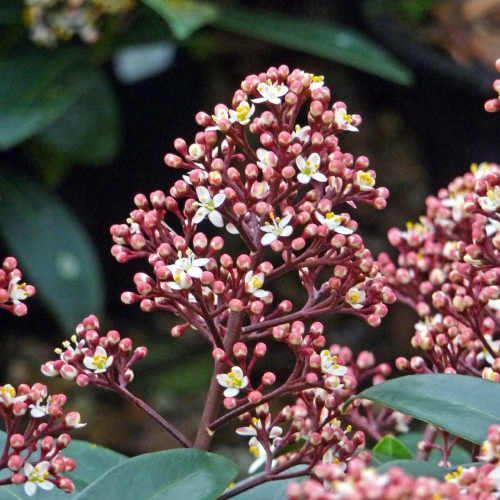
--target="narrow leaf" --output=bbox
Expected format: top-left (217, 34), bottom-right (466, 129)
top-left (343, 374), bottom-right (500, 444)
top-left (215, 6), bottom-right (413, 86)
top-left (0, 170), bottom-right (105, 332)
top-left (139, 0), bottom-right (217, 40)
top-left (373, 435), bottom-right (413, 459)
top-left (0, 50), bottom-right (99, 150)
top-left (73, 449), bottom-right (238, 500)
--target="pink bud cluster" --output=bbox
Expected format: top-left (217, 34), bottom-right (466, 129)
top-left (380, 161), bottom-right (500, 378)
top-left (286, 451), bottom-right (500, 500)
top-left (485, 59), bottom-right (500, 113)
top-left (0, 382), bottom-right (81, 494)
top-left (0, 257), bottom-right (35, 316)
top-left (42, 314), bottom-right (147, 388)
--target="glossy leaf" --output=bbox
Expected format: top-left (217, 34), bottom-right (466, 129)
top-left (73, 449), bottom-right (239, 500)
top-left (373, 435), bottom-right (413, 459)
top-left (344, 374), bottom-right (500, 444)
top-left (34, 69), bottom-right (121, 165)
top-left (0, 170), bottom-right (104, 332)
top-left (377, 459), bottom-right (448, 479)
top-left (140, 0), bottom-right (217, 40)
top-left (215, 6), bottom-right (413, 86)
top-left (0, 50), bottom-right (101, 150)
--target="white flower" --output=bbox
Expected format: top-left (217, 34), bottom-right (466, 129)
top-left (486, 217), bottom-right (500, 236)
top-left (309, 74), bottom-right (325, 90)
top-left (83, 346), bottom-right (113, 374)
top-left (315, 212), bottom-right (353, 235)
top-left (236, 415), bottom-right (282, 439)
top-left (441, 191), bottom-right (467, 222)
top-left (247, 437), bottom-right (276, 474)
top-left (414, 314), bottom-right (442, 334)
top-left (7, 277), bottom-right (29, 304)
top-left (192, 186), bottom-right (226, 227)
top-left (29, 397), bottom-right (49, 418)
top-left (333, 104), bottom-right (358, 131)
top-left (250, 181), bottom-right (270, 199)
top-left (392, 411), bottom-right (412, 433)
top-left (167, 249), bottom-right (209, 280)
top-left (126, 217), bottom-right (141, 234)
top-left (216, 366), bottom-right (249, 397)
top-left (260, 213), bottom-right (293, 245)
top-left (479, 186), bottom-right (500, 212)
top-left (353, 171), bottom-right (375, 191)
top-left (256, 148), bottom-right (278, 169)
top-left (226, 223), bottom-right (240, 234)
top-left (320, 350), bottom-right (348, 376)
top-left (471, 162), bottom-right (499, 179)
top-left (206, 105), bottom-right (230, 131)
top-left (291, 125), bottom-right (311, 143)
top-left (296, 152), bottom-right (327, 184)
top-left (252, 80), bottom-right (288, 104)
top-left (322, 448), bottom-right (346, 471)
top-left (0, 384), bottom-right (27, 407)
top-left (229, 101), bottom-right (255, 125)
top-left (346, 287), bottom-right (366, 309)
top-left (188, 143), bottom-right (206, 160)
top-left (24, 461), bottom-right (54, 496)
top-left (244, 271), bottom-right (268, 298)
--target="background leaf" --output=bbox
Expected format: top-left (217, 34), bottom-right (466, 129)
top-left (0, 50), bottom-right (102, 150)
top-left (372, 435), bottom-right (413, 459)
top-left (73, 449), bottom-right (239, 500)
top-left (139, 0), bottom-right (217, 41)
top-left (344, 374), bottom-right (500, 444)
top-left (0, 170), bottom-right (105, 332)
top-left (214, 6), bottom-right (414, 86)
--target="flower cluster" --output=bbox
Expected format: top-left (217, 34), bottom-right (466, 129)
top-left (23, 0), bottom-right (134, 47)
top-left (0, 256), bottom-right (35, 316)
top-left (0, 382), bottom-right (84, 496)
top-left (42, 314), bottom-right (147, 389)
top-left (108, 66), bottom-right (396, 478)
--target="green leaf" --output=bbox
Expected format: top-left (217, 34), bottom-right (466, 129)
top-left (34, 69), bottom-right (121, 165)
top-left (398, 431), bottom-right (472, 466)
top-left (0, 49), bottom-right (99, 150)
top-left (0, 170), bottom-right (105, 332)
top-left (373, 435), bottom-right (413, 459)
top-left (343, 374), bottom-right (500, 444)
top-left (376, 459), bottom-right (448, 479)
top-left (73, 449), bottom-right (239, 500)
top-left (140, 0), bottom-right (217, 41)
top-left (214, 6), bottom-right (413, 86)
top-left (63, 440), bottom-right (128, 491)
top-left (0, 0), bottom-right (22, 24)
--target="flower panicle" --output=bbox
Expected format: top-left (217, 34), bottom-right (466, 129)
top-left (0, 257), bottom-right (36, 317)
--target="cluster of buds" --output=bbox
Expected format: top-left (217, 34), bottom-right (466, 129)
top-left (0, 382), bottom-right (84, 496)
top-left (286, 423), bottom-right (500, 500)
top-left (23, 0), bottom-right (134, 47)
top-left (42, 314), bottom-right (147, 389)
top-left (0, 256), bottom-right (35, 316)
top-left (110, 67), bottom-right (396, 466)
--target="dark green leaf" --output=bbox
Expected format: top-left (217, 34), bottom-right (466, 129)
top-left (0, 49), bottom-right (99, 150)
top-left (0, 170), bottom-right (105, 332)
top-left (34, 69), bottom-right (121, 165)
top-left (343, 374), bottom-right (500, 444)
top-left (214, 6), bottom-right (413, 86)
top-left (373, 435), bottom-right (413, 459)
top-left (376, 459), bottom-right (448, 479)
top-left (64, 440), bottom-right (128, 491)
top-left (0, 0), bottom-right (22, 24)
top-left (73, 449), bottom-right (239, 500)
top-left (139, 0), bottom-right (217, 41)
top-left (398, 432), bottom-right (472, 466)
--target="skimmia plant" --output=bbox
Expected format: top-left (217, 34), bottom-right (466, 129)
top-left (2, 62), bottom-right (500, 499)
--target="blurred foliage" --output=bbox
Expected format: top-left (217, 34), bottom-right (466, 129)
top-left (364, 0), bottom-right (443, 25)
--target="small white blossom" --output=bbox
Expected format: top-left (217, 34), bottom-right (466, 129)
top-left (126, 217), bottom-right (141, 234)
top-left (0, 384), bottom-right (27, 407)
top-left (236, 415), bottom-right (282, 439)
top-left (315, 212), bottom-right (353, 235)
top-left (479, 186), bottom-right (500, 212)
top-left (441, 191), bottom-right (467, 222)
top-left (7, 277), bottom-right (29, 304)
top-left (296, 152), bottom-right (327, 184)
top-left (252, 80), bottom-right (288, 104)
top-left (83, 346), bottom-right (113, 374)
top-left (309, 74), bottom-right (325, 90)
top-left (333, 104), bottom-right (358, 132)
top-left (291, 125), bottom-right (311, 143)
top-left (260, 213), bottom-right (293, 245)
top-left (244, 271), bottom-right (268, 298)
top-left (320, 350), bottom-right (348, 376)
top-left (24, 461), bottom-right (54, 496)
top-left (247, 437), bottom-right (276, 473)
top-left (193, 186), bottom-right (226, 227)
top-left (346, 286), bottom-right (366, 309)
top-left (216, 366), bottom-right (249, 397)
top-left (206, 105), bottom-right (230, 131)
top-left (167, 249), bottom-right (209, 280)
top-left (256, 148), bottom-right (278, 169)
top-left (353, 171), bottom-right (375, 191)
top-left (229, 101), bottom-right (255, 125)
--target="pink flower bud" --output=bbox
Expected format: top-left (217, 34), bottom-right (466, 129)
top-left (233, 343), bottom-right (247, 359)
top-left (11, 473), bottom-right (26, 485)
top-left (249, 301), bottom-right (264, 315)
top-left (65, 411), bottom-right (85, 429)
top-left (57, 477), bottom-right (75, 493)
top-left (8, 455), bottom-right (23, 471)
top-left (262, 372), bottom-right (275, 386)
top-left (60, 364), bottom-right (78, 380)
top-left (291, 238), bottom-right (306, 251)
top-left (367, 314), bottom-right (381, 327)
top-left (223, 397), bottom-right (237, 409)
top-left (309, 432), bottom-right (322, 446)
top-left (212, 281), bottom-right (225, 294)
top-left (212, 348), bottom-right (227, 362)
top-left (306, 372), bottom-right (318, 384)
top-left (248, 391), bottom-right (262, 404)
